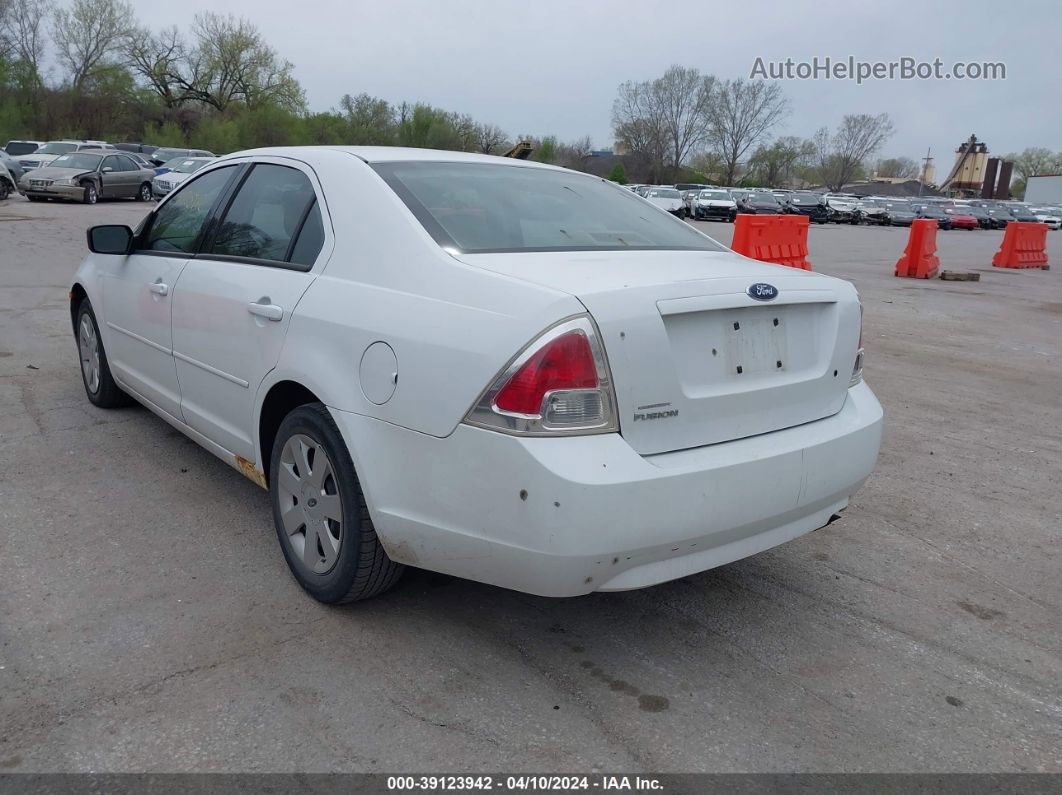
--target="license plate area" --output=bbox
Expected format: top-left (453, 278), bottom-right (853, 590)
top-left (725, 307), bottom-right (788, 377)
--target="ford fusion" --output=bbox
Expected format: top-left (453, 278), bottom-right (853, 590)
top-left (71, 147), bottom-right (882, 603)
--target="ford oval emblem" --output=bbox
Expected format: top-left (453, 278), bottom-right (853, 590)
top-left (747, 283), bottom-right (778, 301)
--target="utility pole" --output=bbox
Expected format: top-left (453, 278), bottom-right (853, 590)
top-left (919, 147), bottom-right (932, 197)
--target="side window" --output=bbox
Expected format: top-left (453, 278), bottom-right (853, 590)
top-left (289, 200), bottom-right (324, 266)
top-left (141, 166), bottom-right (237, 254)
top-left (207, 164), bottom-right (318, 264)
top-left (118, 155), bottom-right (139, 171)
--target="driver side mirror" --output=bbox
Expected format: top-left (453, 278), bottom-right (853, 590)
top-left (87, 225), bottom-right (133, 255)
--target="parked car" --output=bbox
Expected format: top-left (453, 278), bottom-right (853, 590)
top-left (881, 201), bottom-right (916, 226)
top-left (737, 191), bottom-right (783, 214)
top-left (1031, 207), bottom-right (1062, 230)
top-left (115, 143), bottom-right (160, 156)
top-left (20, 150), bottom-right (157, 204)
top-left (941, 207), bottom-right (979, 230)
top-left (0, 158), bottom-right (18, 200)
top-left (824, 194), bottom-right (860, 224)
top-left (149, 147), bottom-right (215, 168)
top-left (957, 205), bottom-right (996, 229)
top-left (643, 186), bottom-right (685, 216)
top-left (0, 148), bottom-right (27, 184)
top-left (987, 207), bottom-right (1015, 226)
top-left (70, 146), bottom-right (882, 603)
top-left (4, 139), bottom-right (44, 157)
top-left (853, 198), bottom-right (888, 225)
top-left (19, 140), bottom-right (113, 171)
top-left (782, 192), bottom-right (829, 223)
top-left (912, 204), bottom-right (953, 230)
top-left (728, 188), bottom-right (751, 205)
top-left (1005, 204), bottom-right (1041, 224)
top-left (690, 189), bottom-right (737, 221)
top-left (152, 157), bottom-right (215, 198)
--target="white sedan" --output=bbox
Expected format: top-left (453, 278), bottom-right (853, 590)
top-left (72, 147), bottom-right (883, 603)
top-left (152, 156), bottom-right (215, 199)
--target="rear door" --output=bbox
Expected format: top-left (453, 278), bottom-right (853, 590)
top-left (170, 159), bottom-right (330, 461)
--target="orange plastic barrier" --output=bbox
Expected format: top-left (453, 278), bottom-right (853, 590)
top-left (730, 214), bottom-right (812, 270)
top-left (894, 219), bottom-right (940, 279)
top-left (992, 222), bottom-right (1049, 269)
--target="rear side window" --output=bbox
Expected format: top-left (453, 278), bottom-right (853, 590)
top-left (207, 164), bottom-right (320, 265)
top-left (141, 166), bottom-right (237, 254)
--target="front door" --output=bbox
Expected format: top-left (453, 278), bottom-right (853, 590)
top-left (171, 161), bottom-right (327, 461)
top-left (101, 164), bottom-right (241, 418)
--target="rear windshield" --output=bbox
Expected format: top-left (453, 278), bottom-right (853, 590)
top-left (5, 141), bottom-right (39, 156)
top-left (373, 162), bottom-right (724, 253)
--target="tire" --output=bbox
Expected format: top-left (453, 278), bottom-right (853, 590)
top-left (75, 299), bottom-right (132, 408)
top-left (270, 403), bottom-right (404, 604)
top-left (137, 182), bottom-right (152, 202)
top-left (0, 178), bottom-right (11, 200)
top-left (82, 181), bottom-right (97, 204)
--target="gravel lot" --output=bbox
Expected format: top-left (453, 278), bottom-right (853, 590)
top-left (1, 194), bottom-right (1060, 773)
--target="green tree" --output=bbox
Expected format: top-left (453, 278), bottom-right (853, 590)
top-left (607, 161), bottom-right (627, 184)
top-left (534, 135), bottom-right (557, 163)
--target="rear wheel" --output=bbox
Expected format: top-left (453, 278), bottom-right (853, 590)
top-left (75, 300), bottom-right (132, 408)
top-left (137, 182), bottom-right (152, 202)
top-left (270, 404), bottom-right (404, 604)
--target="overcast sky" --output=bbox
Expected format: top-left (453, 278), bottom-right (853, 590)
top-left (136, 0), bottom-right (1057, 170)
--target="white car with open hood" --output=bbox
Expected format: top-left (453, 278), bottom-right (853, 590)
top-left (71, 146), bottom-right (883, 603)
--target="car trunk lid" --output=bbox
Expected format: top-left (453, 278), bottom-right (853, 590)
top-left (459, 250), bottom-right (861, 455)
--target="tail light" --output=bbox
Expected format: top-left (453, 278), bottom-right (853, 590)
top-left (850, 304), bottom-right (864, 386)
top-left (465, 316), bottom-right (617, 436)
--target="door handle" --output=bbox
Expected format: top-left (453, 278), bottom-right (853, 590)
top-left (247, 301), bottom-right (284, 322)
top-left (149, 281), bottom-right (168, 296)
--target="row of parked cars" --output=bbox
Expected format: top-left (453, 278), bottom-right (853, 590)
top-left (0, 138), bottom-right (216, 204)
top-left (625, 183), bottom-right (1062, 231)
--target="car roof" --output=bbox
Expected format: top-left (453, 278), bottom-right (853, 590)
top-left (221, 145), bottom-right (569, 172)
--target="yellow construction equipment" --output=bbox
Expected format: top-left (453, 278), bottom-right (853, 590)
top-left (501, 140), bottom-right (534, 159)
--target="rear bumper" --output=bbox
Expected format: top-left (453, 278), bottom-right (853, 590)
top-left (330, 382), bottom-right (884, 597)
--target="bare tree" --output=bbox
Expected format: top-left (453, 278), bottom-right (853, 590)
top-left (612, 81), bottom-right (667, 180)
top-left (1005, 147), bottom-right (1062, 181)
top-left (876, 156), bottom-right (918, 179)
top-left (473, 122), bottom-right (508, 154)
top-left (815, 113), bottom-right (895, 190)
top-left (125, 25), bottom-right (187, 107)
top-left (611, 66), bottom-right (714, 179)
top-left (653, 65), bottom-right (715, 174)
top-left (708, 79), bottom-right (788, 186)
top-left (556, 135), bottom-right (594, 171)
top-left (2, 0), bottom-right (51, 86)
top-left (51, 0), bottom-right (132, 90)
